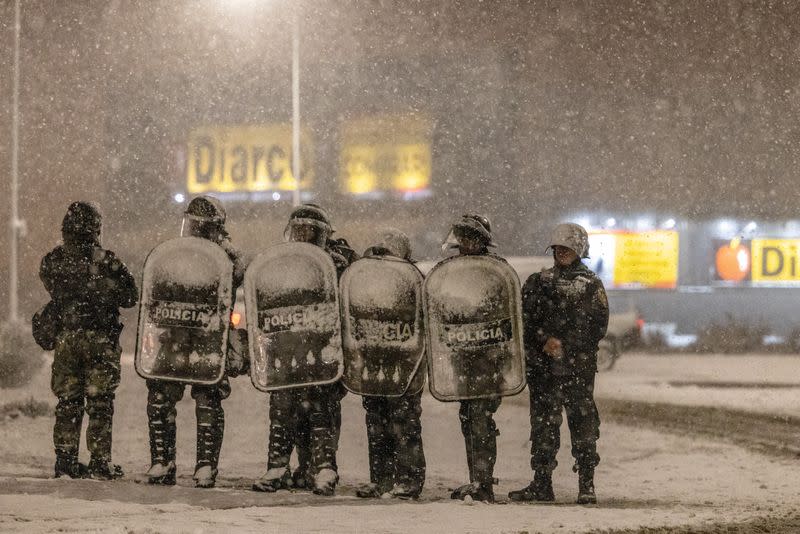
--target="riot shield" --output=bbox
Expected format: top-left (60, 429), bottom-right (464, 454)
top-left (245, 242), bottom-right (343, 392)
top-left (135, 237), bottom-right (234, 385)
top-left (340, 256), bottom-right (426, 396)
top-left (423, 255), bottom-right (525, 401)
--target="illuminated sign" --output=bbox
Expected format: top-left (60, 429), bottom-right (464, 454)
top-left (713, 238), bottom-right (751, 283)
top-left (585, 230), bottom-right (679, 289)
top-left (340, 114), bottom-right (432, 196)
top-left (712, 238), bottom-right (800, 286)
top-left (186, 125), bottom-right (313, 194)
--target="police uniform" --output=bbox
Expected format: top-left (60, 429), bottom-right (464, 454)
top-left (444, 214), bottom-right (504, 504)
top-left (40, 201), bottom-right (138, 479)
top-left (145, 196), bottom-right (245, 488)
top-left (511, 223), bottom-right (608, 504)
top-left (355, 237), bottom-right (426, 499)
top-left (254, 205), bottom-right (351, 496)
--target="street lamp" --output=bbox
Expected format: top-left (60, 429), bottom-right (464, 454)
top-left (291, 8), bottom-right (300, 207)
top-left (9, 0), bottom-right (22, 323)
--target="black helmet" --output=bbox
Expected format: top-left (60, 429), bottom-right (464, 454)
top-left (62, 201), bottom-right (101, 239)
top-left (285, 203), bottom-right (333, 247)
top-left (185, 195), bottom-right (226, 224)
top-left (463, 213), bottom-right (492, 235)
top-left (182, 195), bottom-right (226, 239)
top-left (443, 213), bottom-right (497, 250)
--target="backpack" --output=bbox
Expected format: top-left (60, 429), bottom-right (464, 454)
top-left (32, 300), bottom-right (62, 350)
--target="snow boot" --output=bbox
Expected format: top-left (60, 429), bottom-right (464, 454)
top-left (252, 467), bottom-right (293, 492)
top-left (577, 468), bottom-right (596, 505)
top-left (193, 465), bottom-right (218, 489)
top-left (54, 454), bottom-right (87, 479)
top-left (356, 482), bottom-right (385, 499)
top-left (508, 471), bottom-right (555, 502)
top-left (291, 466), bottom-right (313, 490)
top-left (146, 461), bottom-right (177, 485)
top-left (87, 458), bottom-right (124, 480)
top-left (312, 468), bottom-right (339, 496)
top-left (390, 482), bottom-right (422, 500)
top-left (450, 482), bottom-right (494, 503)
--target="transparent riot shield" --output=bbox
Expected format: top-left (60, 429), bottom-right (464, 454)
top-left (423, 255), bottom-right (525, 401)
top-left (245, 242), bottom-right (343, 392)
top-left (135, 237), bottom-right (233, 385)
top-left (341, 256), bottom-right (426, 396)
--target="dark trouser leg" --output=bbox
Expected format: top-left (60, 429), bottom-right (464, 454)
top-left (84, 339), bottom-right (121, 462)
top-left (530, 374), bottom-right (563, 474)
top-left (563, 373), bottom-right (601, 471)
top-left (391, 392), bottom-right (426, 492)
top-left (146, 380), bottom-right (185, 466)
top-left (458, 397), bottom-right (501, 484)
top-left (363, 396), bottom-right (393, 490)
top-left (267, 390), bottom-right (296, 471)
top-left (308, 384), bottom-right (340, 472)
top-left (51, 333), bottom-right (85, 460)
top-left (192, 377), bottom-right (230, 470)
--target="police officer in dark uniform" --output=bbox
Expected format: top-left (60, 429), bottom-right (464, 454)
top-left (253, 204), bottom-right (351, 496)
top-left (40, 201), bottom-right (138, 480)
top-left (509, 222), bottom-right (608, 504)
top-left (145, 196), bottom-right (245, 488)
top-left (445, 214), bottom-right (504, 504)
top-left (355, 229), bottom-right (427, 500)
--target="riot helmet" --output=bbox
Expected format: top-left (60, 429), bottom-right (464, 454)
top-left (284, 203), bottom-right (333, 247)
top-left (443, 213), bottom-right (497, 253)
top-left (62, 201), bottom-right (102, 241)
top-left (371, 228), bottom-right (412, 260)
top-left (181, 195), bottom-right (226, 240)
top-left (547, 222), bottom-right (589, 258)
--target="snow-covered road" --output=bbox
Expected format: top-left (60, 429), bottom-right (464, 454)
top-left (1, 352), bottom-right (799, 533)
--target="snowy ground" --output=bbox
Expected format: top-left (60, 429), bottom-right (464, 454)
top-left (598, 352), bottom-right (800, 417)
top-left (1, 352), bottom-right (799, 533)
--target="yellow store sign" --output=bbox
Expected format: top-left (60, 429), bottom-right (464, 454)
top-left (186, 125), bottom-right (313, 194)
top-left (751, 238), bottom-right (800, 284)
top-left (340, 115), bottom-right (432, 195)
top-left (587, 230), bottom-right (679, 289)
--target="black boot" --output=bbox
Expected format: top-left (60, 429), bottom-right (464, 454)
top-left (146, 461), bottom-right (176, 485)
top-left (509, 470), bottom-right (554, 502)
top-left (450, 482), bottom-right (494, 503)
top-left (54, 453), bottom-right (87, 479)
top-left (577, 468), bottom-right (596, 505)
top-left (87, 458), bottom-right (124, 480)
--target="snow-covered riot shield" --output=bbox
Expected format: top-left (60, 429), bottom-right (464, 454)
top-left (340, 256), bottom-right (426, 396)
top-left (245, 242), bottom-right (343, 392)
top-left (135, 237), bottom-right (234, 385)
top-left (423, 255), bottom-right (525, 401)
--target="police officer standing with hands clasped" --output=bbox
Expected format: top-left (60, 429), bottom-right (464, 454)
top-left (39, 201), bottom-right (138, 480)
top-left (510, 223), bottom-right (608, 505)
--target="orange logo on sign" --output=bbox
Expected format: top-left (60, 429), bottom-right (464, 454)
top-left (715, 238), bottom-right (750, 282)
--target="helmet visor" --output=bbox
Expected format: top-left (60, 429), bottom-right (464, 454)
top-left (181, 214), bottom-right (222, 240)
top-left (284, 218), bottom-right (331, 247)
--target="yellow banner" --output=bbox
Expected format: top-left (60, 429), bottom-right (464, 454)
top-left (340, 114), bottom-right (432, 194)
top-left (751, 238), bottom-right (800, 283)
top-left (588, 231), bottom-right (679, 289)
top-left (186, 125), bottom-right (313, 194)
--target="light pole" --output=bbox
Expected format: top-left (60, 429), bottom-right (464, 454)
top-left (291, 7), bottom-right (301, 207)
top-left (9, 0), bottom-right (21, 323)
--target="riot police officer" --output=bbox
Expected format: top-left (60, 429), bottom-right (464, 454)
top-left (444, 214), bottom-right (505, 503)
top-left (509, 223), bottom-right (608, 504)
top-left (252, 204), bottom-right (351, 496)
top-left (354, 229), bottom-right (427, 500)
top-left (39, 201), bottom-right (138, 480)
top-left (145, 195), bottom-right (245, 488)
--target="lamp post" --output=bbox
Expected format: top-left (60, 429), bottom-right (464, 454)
top-left (291, 7), bottom-right (301, 207)
top-left (9, 0), bottom-right (21, 323)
